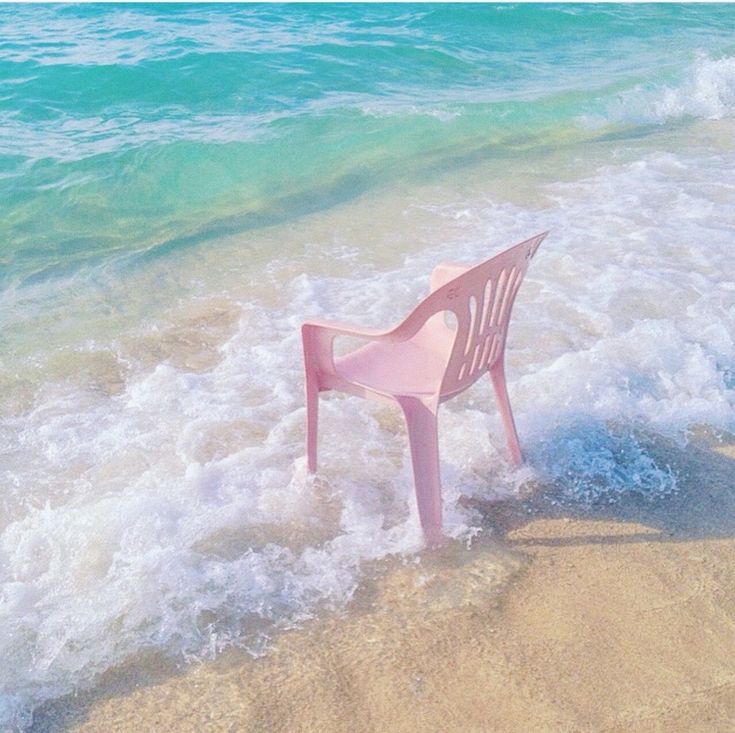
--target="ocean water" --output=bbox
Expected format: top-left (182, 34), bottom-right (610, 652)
top-left (1, 3), bottom-right (734, 728)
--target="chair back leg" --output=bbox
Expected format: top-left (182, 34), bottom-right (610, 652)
top-left (489, 362), bottom-right (522, 467)
top-left (398, 396), bottom-right (443, 546)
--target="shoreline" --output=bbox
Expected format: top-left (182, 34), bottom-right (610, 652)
top-left (33, 432), bottom-right (735, 733)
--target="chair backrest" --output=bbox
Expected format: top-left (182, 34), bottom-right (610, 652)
top-left (440, 232), bottom-right (546, 395)
top-left (400, 232), bottom-right (547, 398)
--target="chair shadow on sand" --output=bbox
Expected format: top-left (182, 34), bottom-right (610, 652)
top-left (475, 424), bottom-right (735, 551)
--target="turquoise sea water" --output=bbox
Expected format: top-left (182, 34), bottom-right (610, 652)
top-left (1, 4), bottom-right (735, 729)
top-left (3, 4), bottom-right (735, 295)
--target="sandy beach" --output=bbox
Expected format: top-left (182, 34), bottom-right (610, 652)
top-left (29, 432), bottom-right (734, 733)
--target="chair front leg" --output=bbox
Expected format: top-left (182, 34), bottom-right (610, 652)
top-left (397, 396), bottom-right (443, 547)
top-left (305, 369), bottom-right (319, 473)
top-left (489, 361), bottom-right (522, 467)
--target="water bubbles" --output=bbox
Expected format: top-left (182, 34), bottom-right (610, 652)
top-left (530, 419), bottom-right (678, 504)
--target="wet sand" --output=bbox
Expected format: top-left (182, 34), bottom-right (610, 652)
top-left (36, 434), bottom-right (735, 733)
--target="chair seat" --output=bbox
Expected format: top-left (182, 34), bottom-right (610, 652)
top-left (335, 336), bottom-right (451, 397)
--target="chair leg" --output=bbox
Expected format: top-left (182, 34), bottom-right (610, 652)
top-left (489, 362), bottom-right (522, 467)
top-left (305, 371), bottom-right (319, 473)
top-left (398, 397), bottom-right (443, 546)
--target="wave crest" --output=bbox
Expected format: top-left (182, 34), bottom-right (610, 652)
top-left (580, 53), bottom-right (735, 129)
top-left (655, 53), bottom-right (735, 121)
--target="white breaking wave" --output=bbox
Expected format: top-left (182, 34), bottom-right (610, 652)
top-left (654, 53), bottom-right (735, 121)
top-left (579, 53), bottom-right (735, 128)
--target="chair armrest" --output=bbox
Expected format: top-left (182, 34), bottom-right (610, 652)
top-left (430, 261), bottom-right (471, 293)
top-left (302, 318), bottom-right (406, 376)
top-left (301, 318), bottom-right (390, 341)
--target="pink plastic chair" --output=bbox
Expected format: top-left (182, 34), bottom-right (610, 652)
top-left (302, 232), bottom-right (547, 545)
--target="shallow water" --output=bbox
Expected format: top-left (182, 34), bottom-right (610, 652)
top-left (1, 4), bottom-right (734, 729)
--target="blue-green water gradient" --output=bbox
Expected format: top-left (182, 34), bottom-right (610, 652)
top-left (2, 3), bottom-right (734, 290)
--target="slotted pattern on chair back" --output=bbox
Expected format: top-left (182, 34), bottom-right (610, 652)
top-left (438, 232), bottom-right (546, 396)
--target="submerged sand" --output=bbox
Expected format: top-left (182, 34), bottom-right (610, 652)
top-left (35, 434), bottom-right (735, 733)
